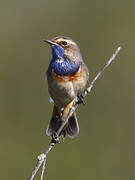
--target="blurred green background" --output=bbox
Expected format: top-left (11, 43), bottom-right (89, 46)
top-left (1, 0), bottom-right (135, 179)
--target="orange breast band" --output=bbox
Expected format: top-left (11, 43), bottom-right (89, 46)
top-left (53, 68), bottom-right (82, 83)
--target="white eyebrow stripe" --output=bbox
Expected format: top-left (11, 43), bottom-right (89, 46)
top-left (56, 38), bottom-right (76, 46)
top-left (65, 39), bottom-right (76, 45)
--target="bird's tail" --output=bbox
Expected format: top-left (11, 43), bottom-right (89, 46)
top-left (65, 112), bottom-right (79, 138)
top-left (46, 105), bottom-right (79, 138)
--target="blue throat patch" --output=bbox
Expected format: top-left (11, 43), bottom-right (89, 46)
top-left (50, 45), bottom-right (80, 76)
top-left (52, 45), bottom-right (65, 59)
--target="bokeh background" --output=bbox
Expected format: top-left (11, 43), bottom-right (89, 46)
top-left (1, 0), bottom-right (135, 179)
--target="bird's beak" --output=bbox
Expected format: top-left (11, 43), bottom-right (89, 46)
top-left (43, 39), bottom-right (57, 46)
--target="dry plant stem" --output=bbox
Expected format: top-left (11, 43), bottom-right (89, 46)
top-left (40, 157), bottom-right (47, 180)
top-left (28, 141), bottom-right (55, 180)
top-left (28, 46), bottom-right (122, 180)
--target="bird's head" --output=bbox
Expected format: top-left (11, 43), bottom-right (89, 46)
top-left (43, 36), bottom-right (82, 61)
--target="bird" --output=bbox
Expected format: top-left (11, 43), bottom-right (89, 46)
top-left (43, 36), bottom-right (89, 139)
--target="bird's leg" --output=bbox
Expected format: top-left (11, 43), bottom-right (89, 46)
top-left (77, 94), bottom-right (85, 105)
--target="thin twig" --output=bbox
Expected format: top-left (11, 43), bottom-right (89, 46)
top-left (28, 142), bottom-right (55, 180)
top-left (28, 46), bottom-right (122, 180)
top-left (40, 156), bottom-right (47, 180)
top-left (83, 46), bottom-right (122, 96)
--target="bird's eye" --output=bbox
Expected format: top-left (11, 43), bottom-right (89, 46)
top-left (61, 41), bottom-right (67, 46)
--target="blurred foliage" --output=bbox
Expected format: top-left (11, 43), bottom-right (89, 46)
top-left (0, 0), bottom-right (135, 179)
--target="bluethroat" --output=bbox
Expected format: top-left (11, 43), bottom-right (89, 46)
top-left (43, 36), bottom-right (89, 139)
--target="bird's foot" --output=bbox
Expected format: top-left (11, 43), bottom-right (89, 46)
top-left (51, 132), bottom-right (60, 144)
top-left (77, 95), bottom-right (85, 105)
